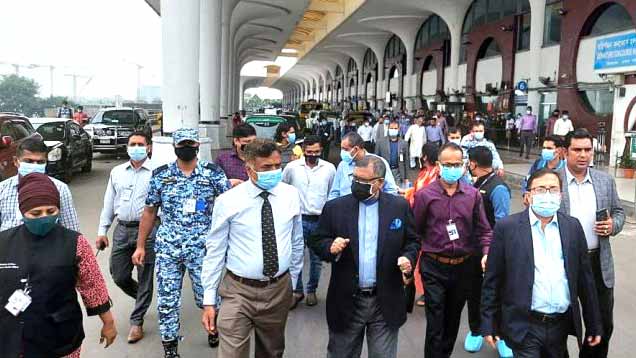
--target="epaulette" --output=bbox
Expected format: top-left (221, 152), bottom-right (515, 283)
top-left (153, 164), bottom-right (169, 175)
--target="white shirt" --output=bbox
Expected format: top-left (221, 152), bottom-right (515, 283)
top-left (553, 117), bottom-right (574, 136)
top-left (98, 159), bottom-right (153, 236)
top-left (565, 166), bottom-right (598, 249)
top-left (202, 180), bottom-right (304, 305)
top-left (357, 124), bottom-right (373, 141)
top-left (404, 124), bottom-right (427, 157)
top-left (282, 158), bottom-right (336, 215)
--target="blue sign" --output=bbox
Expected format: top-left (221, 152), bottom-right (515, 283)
top-left (594, 32), bottom-right (636, 72)
top-left (516, 81), bottom-right (528, 92)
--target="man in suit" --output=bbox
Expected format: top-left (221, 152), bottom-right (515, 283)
top-left (310, 155), bottom-right (420, 358)
top-left (481, 168), bottom-right (602, 358)
top-left (375, 121), bottom-right (406, 183)
top-left (557, 129), bottom-right (625, 358)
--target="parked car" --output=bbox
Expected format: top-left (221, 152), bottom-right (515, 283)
top-left (0, 113), bottom-right (37, 181)
top-left (245, 115), bottom-right (286, 140)
top-left (345, 111), bottom-right (375, 127)
top-left (35, 119), bottom-right (93, 183)
top-left (84, 107), bottom-right (153, 154)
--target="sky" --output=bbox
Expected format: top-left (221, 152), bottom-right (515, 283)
top-left (0, 0), bottom-right (290, 101)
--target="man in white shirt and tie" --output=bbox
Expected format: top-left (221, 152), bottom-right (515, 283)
top-left (282, 135), bottom-right (336, 308)
top-left (96, 131), bottom-right (155, 344)
top-left (201, 138), bottom-right (304, 358)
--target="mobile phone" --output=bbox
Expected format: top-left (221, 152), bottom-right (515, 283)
top-left (596, 208), bottom-right (609, 222)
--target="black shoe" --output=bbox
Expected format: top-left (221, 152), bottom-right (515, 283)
top-left (208, 333), bottom-right (219, 348)
top-left (162, 339), bottom-right (180, 358)
top-left (289, 293), bottom-right (305, 310)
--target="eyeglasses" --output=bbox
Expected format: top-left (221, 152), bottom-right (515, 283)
top-left (530, 187), bottom-right (561, 195)
top-left (353, 177), bottom-right (382, 185)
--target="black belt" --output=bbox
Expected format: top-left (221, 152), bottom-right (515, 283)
top-left (530, 310), bottom-right (568, 323)
top-left (119, 220), bottom-right (140, 228)
top-left (227, 270), bottom-right (288, 288)
top-left (587, 248), bottom-right (600, 255)
top-left (356, 287), bottom-right (377, 296)
top-left (302, 215), bottom-right (320, 221)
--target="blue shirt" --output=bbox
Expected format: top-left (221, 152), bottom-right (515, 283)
top-left (521, 159), bottom-right (566, 193)
top-left (358, 200), bottom-right (379, 288)
top-left (460, 137), bottom-right (504, 170)
top-left (425, 125), bottom-right (444, 142)
top-left (529, 210), bottom-right (571, 314)
top-left (490, 185), bottom-right (511, 222)
top-left (328, 153), bottom-right (398, 200)
top-left (389, 141), bottom-right (399, 168)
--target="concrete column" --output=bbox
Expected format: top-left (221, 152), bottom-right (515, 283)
top-left (220, 2), bottom-right (232, 117)
top-left (161, 0), bottom-right (200, 133)
top-left (527, 0), bottom-right (547, 115)
top-left (448, 24), bottom-right (463, 95)
top-left (200, 0), bottom-right (223, 124)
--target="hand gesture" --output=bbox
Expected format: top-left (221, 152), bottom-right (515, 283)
top-left (201, 306), bottom-right (217, 334)
top-left (330, 237), bottom-right (350, 255)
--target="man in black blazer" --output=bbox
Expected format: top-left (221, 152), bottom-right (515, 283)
top-left (310, 155), bottom-right (420, 358)
top-left (481, 168), bottom-right (602, 358)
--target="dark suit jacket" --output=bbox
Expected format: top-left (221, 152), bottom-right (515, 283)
top-left (309, 192), bottom-right (421, 332)
top-left (481, 209), bottom-right (602, 348)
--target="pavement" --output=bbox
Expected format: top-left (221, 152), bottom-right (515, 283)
top-left (69, 152), bottom-right (635, 358)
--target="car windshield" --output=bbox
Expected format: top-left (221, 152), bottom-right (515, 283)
top-left (92, 110), bottom-right (136, 125)
top-left (36, 122), bottom-right (65, 141)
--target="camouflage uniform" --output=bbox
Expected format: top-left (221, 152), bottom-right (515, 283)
top-left (146, 128), bottom-right (231, 342)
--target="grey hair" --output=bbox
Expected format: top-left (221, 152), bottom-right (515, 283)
top-left (342, 131), bottom-right (365, 149)
top-left (355, 155), bottom-right (386, 178)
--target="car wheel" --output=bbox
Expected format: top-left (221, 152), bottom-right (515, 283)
top-left (81, 150), bottom-right (93, 173)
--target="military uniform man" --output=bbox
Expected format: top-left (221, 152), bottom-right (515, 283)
top-left (132, 128), bottom-right (231, 358)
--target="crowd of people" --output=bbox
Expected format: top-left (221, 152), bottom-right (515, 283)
top-left (0, 105), bottom-right (625, 358)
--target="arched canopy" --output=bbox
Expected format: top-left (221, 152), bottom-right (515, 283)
top-left (477, 37), bottom-right (500, 60)
top-left (583, 3), bottom-right (633, 37)
top-left (415, 15), bottom-right (450, 52)
top-left (363, 48), bottom-right (377, 74)
top-left (335, 65), bottom-right (343, 78)
top-left (347, 57), bottom-right (358, 75)
top-left (384, 34), bottom-right (406, 62)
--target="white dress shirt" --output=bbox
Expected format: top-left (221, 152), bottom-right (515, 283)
top-left (98, 159), bottom-right (154, 236)
top-left (553, 118), bottom-right (574, 136)
top-left (202, 180), bottom-right (304, 305)
top-left (282, 158), bottom-right (336, 216)
top-left (357, 124), bottom-right (374, 142)
top-left (565, 167), bottom-right (598, 249)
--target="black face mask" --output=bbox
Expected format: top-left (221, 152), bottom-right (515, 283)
top-left (305, 155), bottom-right (320, 165)
top-left (351, 180), bottom-right (375, 202)
top-left (175, 146), bottom-right (198, 162)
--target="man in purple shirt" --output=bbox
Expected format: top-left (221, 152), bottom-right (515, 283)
top-left (413, 142), bottom-right (492, 358)
top-left (215, 123), bottom-right (256, 186)
top-left (519, 106), bottom-right (537, 159)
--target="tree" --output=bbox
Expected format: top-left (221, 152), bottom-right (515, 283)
top-left (0, 74), bottom-right (40, 115)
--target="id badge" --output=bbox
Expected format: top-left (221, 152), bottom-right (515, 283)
top-left (183, 199), bottom-right (196, 214)
top-left (195, 198), bottom-right (207, 212)
top-left (122, 188), bottom-right (133, 202)
top-left (446, 221), bottom-right (460, 241)
top-left (5, 289), bottom-right (31, 317)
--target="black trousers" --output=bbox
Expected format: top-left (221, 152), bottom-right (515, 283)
top-left (520, 130), bottom-right (534, 158)
top-left (421, 254), bottom-right (472, 358)
top-left (579, 252), bottom-right (613, 358)
top-left (512, 314), bottom-right (570, 358)
top-left (466, 255), bottom-right (483, 334)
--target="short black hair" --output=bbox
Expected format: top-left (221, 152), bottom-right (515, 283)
top-left (421, 143), bottom-right (439, 165)
top-left (342, 131), bottom-right (365, 149)
top-left (439, 142), bottom-right (463, 158)
top-left (562, 110), bottom-right (569, 115)
top-left (244, 138), bottom-right (281, 163)
top-left (471, 121), bottom-right (485, 130)
top-left (275, 123), bottom-right (294, 142)
top-left (77, 105), bottom-right (83, 111)
top-left (565, 128), bottom-right (592, 149)
top-left (302, 135), bottom-right (322, 148)
top-left (17, 137), bottom-right (48, 157)
top-left (448, 127), bottom-right (461, 136)
top-left (468, 146), bottom-right (493, 168)
top-left (527, 168), bottom-right (562, 191)
top-left (233, 123), bottom-right (256, 139)
top-left (543, 135), bottom-right (563, 148)
top-left (355, 155), bottom-right (386, 178)
top-left (128, 131), bottom-right (152, 145)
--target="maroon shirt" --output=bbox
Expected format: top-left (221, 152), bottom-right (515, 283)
top-left (413, 180), bottom-right (492, 257)
top-left (216, 150), bottom-right (249, 181)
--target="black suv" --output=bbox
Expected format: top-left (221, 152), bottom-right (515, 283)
top-left (84, 108), bottom-right (153, 154)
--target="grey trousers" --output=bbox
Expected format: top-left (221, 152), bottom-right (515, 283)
top-left (327, 295), bottom-right (399, 358)
top-left (110, 223), bottom-right (155, 326)
top-left (390, 168), bottom-right (402, 183)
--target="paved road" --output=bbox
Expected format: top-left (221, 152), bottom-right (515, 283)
top-left (71, 155), bottom-right (635, 357)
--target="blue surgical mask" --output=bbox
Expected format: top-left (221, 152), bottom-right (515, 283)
top-left (127, 146), bottom-right (148, 162)
top-left (388, 128), bottom-right (399, 137)
top-left (255, 169), bottom-right (282, 190)
top-left (440, 165), bottom-right (464, 184)
top-left (531, 193), bottom-right (561, 218)
top-left (474, 132), bottom-right (484, 141)
top-left (23, 214), bottom-right (59, 236)
top-left (340, 149), bottom-right (354, 163)
top-left (18, 162), bottom-right (46, 176)
top-left (287, 133), bottom-right (296, 144)
top-left (384, 119), bottom-right (390, 125)
top-left (449, 139), bottom-right (461, 146)
top-left (541, 149), bottom-right (555, 162)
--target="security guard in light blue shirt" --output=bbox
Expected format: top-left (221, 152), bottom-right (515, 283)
top-left (132, 128), bottom-right (231, 356)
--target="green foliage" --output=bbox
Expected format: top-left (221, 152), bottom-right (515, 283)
top-left (0, 74), bottom-right (73, 117)
top-left (244, 93), bottom-right (281, 111)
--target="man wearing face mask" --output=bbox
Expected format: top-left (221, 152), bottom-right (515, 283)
top-left (96, 131), bottom-right (155, 344)
top-left (315, 115), bottom-right (334, 160)
top-left (481, 169), bottom-right (602, 358)
top-left (553, 110), bottom-right (574, 138)
top-left (131, 128), bottom-right (231, 357)
top-left (216, 123), bottom-right (257, 186)
top-left (545, 109), bottom-right (560, 137)
top-left (357, 120), bottom-right (374, 153)
top-left (519, 106), bottom-right (538, 159)
top-left (375, 121), bottom-right (406, 183)
top-left (405, 116), bottom-right (428, 169)
top-left (282, 135), bottom-right (336, 308)
top-left (201, 139), bottom-right (304, 358)
top-left (309, 155), bottom-right (420, 358)
top-left (413, 143), bottom-right (492, 358)
top-left (521, 135), bottom-right (566, 194)
top-left (372, 115), bottom-right (391, 145)
top-left (328, 132), bottom-right (398, 200)
top-left (0, 137), bottom-right (80, 232)
top-left (461, 121), bottom-right (504, 176)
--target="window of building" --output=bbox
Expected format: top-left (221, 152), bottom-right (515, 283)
top-left (347, 58), bottom-right (357, 75)
top-left (415, 15), bottom-right (450, 52)
top-left (584, 3), bottom-right (633, 38)
top-left (335, 65), bottom-right (342, 78)
top-left (543, 1), bottom-right (562, 45)
top-left (384, 35), bottom-right (406, 62)
top-left (478, 38), bottom-right (501, 59)
top-left (517, 13), bottom-right (531, 50)
top-left (578, 89), bottom-right (614, 115)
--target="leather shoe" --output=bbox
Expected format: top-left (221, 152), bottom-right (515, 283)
top-left (289, 293), bottom-right (305, 310)
top-left (128, 325), bottom-right (144, 344)
top-left (306, 292), bottom-right (318, 306)
top-left (208, 333), bottom-right (219, 348)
